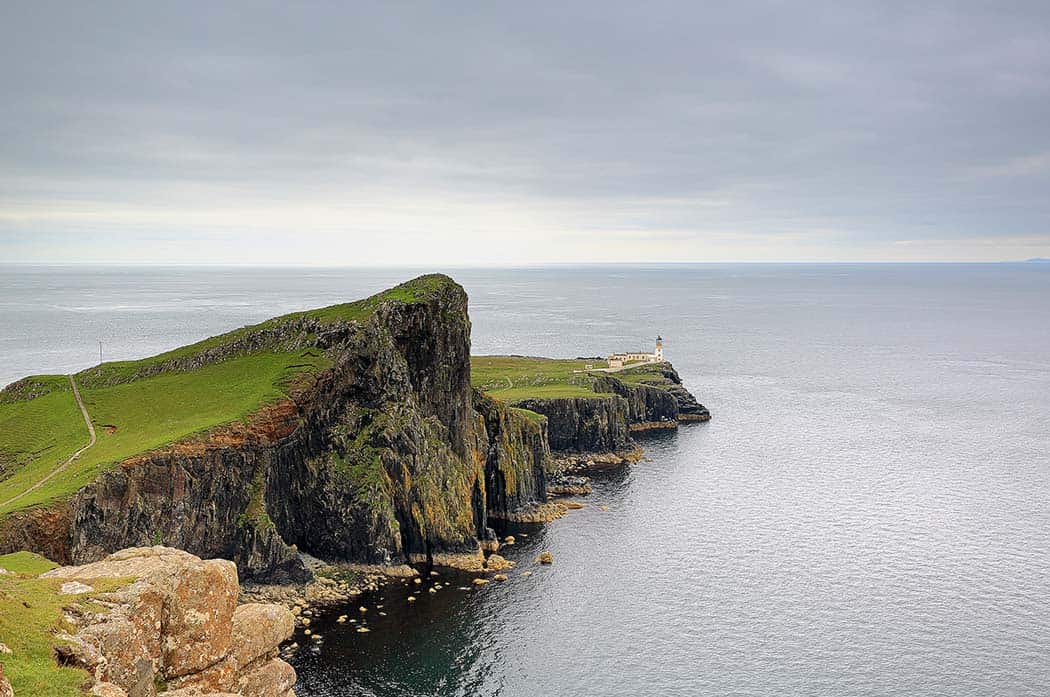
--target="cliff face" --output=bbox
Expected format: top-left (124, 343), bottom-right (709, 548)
top-left (0, 276), bottom-right (710, 583)
top-left (512, 395), bottom-right (633, 454)
top-left (591, 374), bottom-right (679, 429)
top-left (473, 392), bottom-right (550, 520)
top-left (1, 276), bottom-right (549, 581)
top-left (512, 366), bottom-right (709, 460)
top-left (630, 363), bottom-right (711, 422)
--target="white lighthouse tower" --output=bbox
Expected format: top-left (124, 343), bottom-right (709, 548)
top-left (655, 335), bottom-right (663, 361)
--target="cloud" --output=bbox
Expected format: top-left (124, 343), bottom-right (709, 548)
top-left (1, 0), bottom-right (1050, 263)
top-left (963, 151), bottom-right (1050, 179)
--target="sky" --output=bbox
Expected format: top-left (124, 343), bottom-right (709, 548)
top-left (2, 1), bottom-right (1049, 264)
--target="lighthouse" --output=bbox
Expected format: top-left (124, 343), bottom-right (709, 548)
top-left (655, 335), bottom-right (663, 361)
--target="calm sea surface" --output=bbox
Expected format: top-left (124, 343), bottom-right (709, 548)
top-left (3, 264), bottom-right (1049, 696)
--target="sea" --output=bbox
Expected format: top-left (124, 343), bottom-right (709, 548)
top-left (2, 263), bottom-right (1049, 696)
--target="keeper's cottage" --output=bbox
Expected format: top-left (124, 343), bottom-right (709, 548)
top-left (607, 336), bottom-right (664, 369)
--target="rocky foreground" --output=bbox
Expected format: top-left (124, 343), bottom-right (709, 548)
top-left (3, 547), bottom-right (296, 697)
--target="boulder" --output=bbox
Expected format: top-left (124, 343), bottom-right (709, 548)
top-left (231, 604), bottom-right (295, 670)
top-left (0, 666), bottom-right (12, 697)
top-left (484, 554), bottom-right (511, 571)
top-left (91, 684), bottom-right (129, 697)
top-left (60, 580), bottom-right (94, 594)
top-left (39, 546), bottom-right (297, 697)
top-left (236, 658), bottom-right (297, 697)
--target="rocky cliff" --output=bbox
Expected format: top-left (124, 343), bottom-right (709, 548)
top-left (513, 395), bottom-right (633, 455)
top-left (591, 374), bottom-right (680, 431)
top-left (473, 392), bottom-right (550, 521)
top-left (512, 366), bottom-right (709, 463)
top-left (0, 276), bottom-right (550, 581)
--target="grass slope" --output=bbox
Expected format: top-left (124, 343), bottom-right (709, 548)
top-left (471, 355), bottom-right (608, 401)
top-left (0, 274), bottom-right (455, 517)
top-left (0, 351), bottom-right (328, 516)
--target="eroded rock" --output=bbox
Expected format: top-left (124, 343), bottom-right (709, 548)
top-left (40, 546), bottom-right (296, 697)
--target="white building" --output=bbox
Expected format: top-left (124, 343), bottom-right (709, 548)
top-left (607, 336), bottom-right (664, 369)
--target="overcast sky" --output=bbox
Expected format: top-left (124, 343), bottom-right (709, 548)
top-left (2, 1), bottom-right (1049, 264)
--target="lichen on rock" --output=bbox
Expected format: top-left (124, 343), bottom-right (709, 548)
top-left (41, 546), bottom-right (296, 697)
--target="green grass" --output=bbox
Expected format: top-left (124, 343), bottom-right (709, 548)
top-left (0, 553), bottom-right (87, 696)
top-left (0, 552), bottom-right (136, 697)
top-left (471, 355), bottom-right (608, 401)
top-left (0, 351), bottom-right (328, 516)
top-left (0, 551), bottom-right (58, 575)
top-left (0, 384), bottom-right (85, 488)
top-left (610, 361), bottom-right (673, 386)
top-left (511, 407), bottom-right (547, 423)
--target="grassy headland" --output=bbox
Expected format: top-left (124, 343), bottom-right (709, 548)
top-left (0, 275), bottom-right (452, 517)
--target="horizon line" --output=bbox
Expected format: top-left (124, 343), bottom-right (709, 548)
top-left (2, 259), bottom-right (1047, 269)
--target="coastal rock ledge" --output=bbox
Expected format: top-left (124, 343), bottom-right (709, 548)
top-left (39, 546), bottom-right (296, 697)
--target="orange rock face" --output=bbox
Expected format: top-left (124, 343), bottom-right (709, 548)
top-left (41, 546), bottom-right (297, 697)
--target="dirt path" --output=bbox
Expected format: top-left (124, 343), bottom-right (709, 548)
top-left (0, 375), bottom-right (96, 511)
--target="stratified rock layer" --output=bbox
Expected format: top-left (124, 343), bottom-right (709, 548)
top-left (512, 395), bottom-right (633, 454)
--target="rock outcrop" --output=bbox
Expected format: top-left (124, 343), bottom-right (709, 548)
top-left (41, 546), bottom-right (295, 697)
top-left (614, 363), bottom-right (710, 422)
top-left (591, 374), bottom-right (680, 430)
top-left (473, 392), bottom-right (550, 520)
top-left (0, 665), bottom-right (11, 697)
top-left (512, 366), bottom-right (708, 465)
top-left (512, 395), bottom-right (633, 455)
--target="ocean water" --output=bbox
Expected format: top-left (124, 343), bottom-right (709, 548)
top-left (3, 263), bottom-right (1049, 696)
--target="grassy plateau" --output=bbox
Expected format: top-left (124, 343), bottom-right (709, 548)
top-left (470, 355), bottom-right (611, 402)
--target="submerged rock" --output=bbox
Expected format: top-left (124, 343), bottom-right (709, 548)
top-left (484, 553), bottom-right (511, 571)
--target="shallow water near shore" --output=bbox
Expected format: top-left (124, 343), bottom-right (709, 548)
top-left (4, 263), bottom-right (1050, 696)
